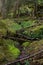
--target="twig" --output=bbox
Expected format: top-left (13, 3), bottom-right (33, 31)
top-left (3, 34), bottom-right (39, 42)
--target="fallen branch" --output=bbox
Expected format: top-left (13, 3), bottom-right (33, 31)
top-left (5, 50), bottom-right (43, 65)
top-left (3, 34), bottom-right (39, 42)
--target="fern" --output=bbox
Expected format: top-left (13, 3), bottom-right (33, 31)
top-left (24, 60), bottom-right (30, 65)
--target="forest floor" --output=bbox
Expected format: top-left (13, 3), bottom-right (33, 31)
top-left (0, 16), bottom-right (43, 65)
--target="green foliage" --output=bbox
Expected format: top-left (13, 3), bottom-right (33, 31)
top-left (23, 25), bottom-right (43, 39)
top-left (5, 45), bottom-right (20, 61)
top-left (19, 5), bottom-right (33, 15)
top-left (21, 20), bottom-right (36, 28)
top-left (38, 0), bottom-right (43, 4)
top-left (1, 19), bottom-right (22, 34)
top-left (0, 0), bottom-right (43, 64)
top-left (31, 25), bottom-right (43, 38)
top-left (24, 60), bottom-right (30, 65)
top-left (23, 39), bottom-right (43, 54)
top-left (0, 20), bottom-right (7, 37)
top-left (0, 39), bottom-right (20, 62)
top-left (29, 39), bottom-right (43, 53)
top-left (22, 42), bottom-right (31, 48)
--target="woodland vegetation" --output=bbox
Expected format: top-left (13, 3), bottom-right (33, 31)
top-left (0, 0), bottom-right (43, 65)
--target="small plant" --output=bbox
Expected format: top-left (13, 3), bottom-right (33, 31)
top-left (24, 60), bottom-right (30, 65)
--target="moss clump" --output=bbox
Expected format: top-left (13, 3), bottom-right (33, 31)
top-left (2, 19), bottom-right (22, 34)
top-left (22, 42), bottom-right (31, 48)
top-left (4, 44), bottom-right (20, 61)
top-left (0, 39), bottom-right (20, 62)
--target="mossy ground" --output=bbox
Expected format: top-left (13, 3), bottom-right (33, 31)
top-left (0, 17), bottom-right (43, 65)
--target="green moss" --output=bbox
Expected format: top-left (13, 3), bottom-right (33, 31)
top-left (4, 44), bottom-right (20, 61)
top-left (23, 39), bottom-right (43, 54)
top-left (2, 19), bottom-right (22, 34)
top-left (0, 39), bottom-right (20, 61)
top-left (38, 0), bottom-right (43, 4)
top-left (21, 20), bottom-right (36, 28)
top-left (7, 45), bottom-right (20, 60)
top-left (22, 42), bottom-right (31, 48)
top-left (0, 21), bottom-right (7, 37)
